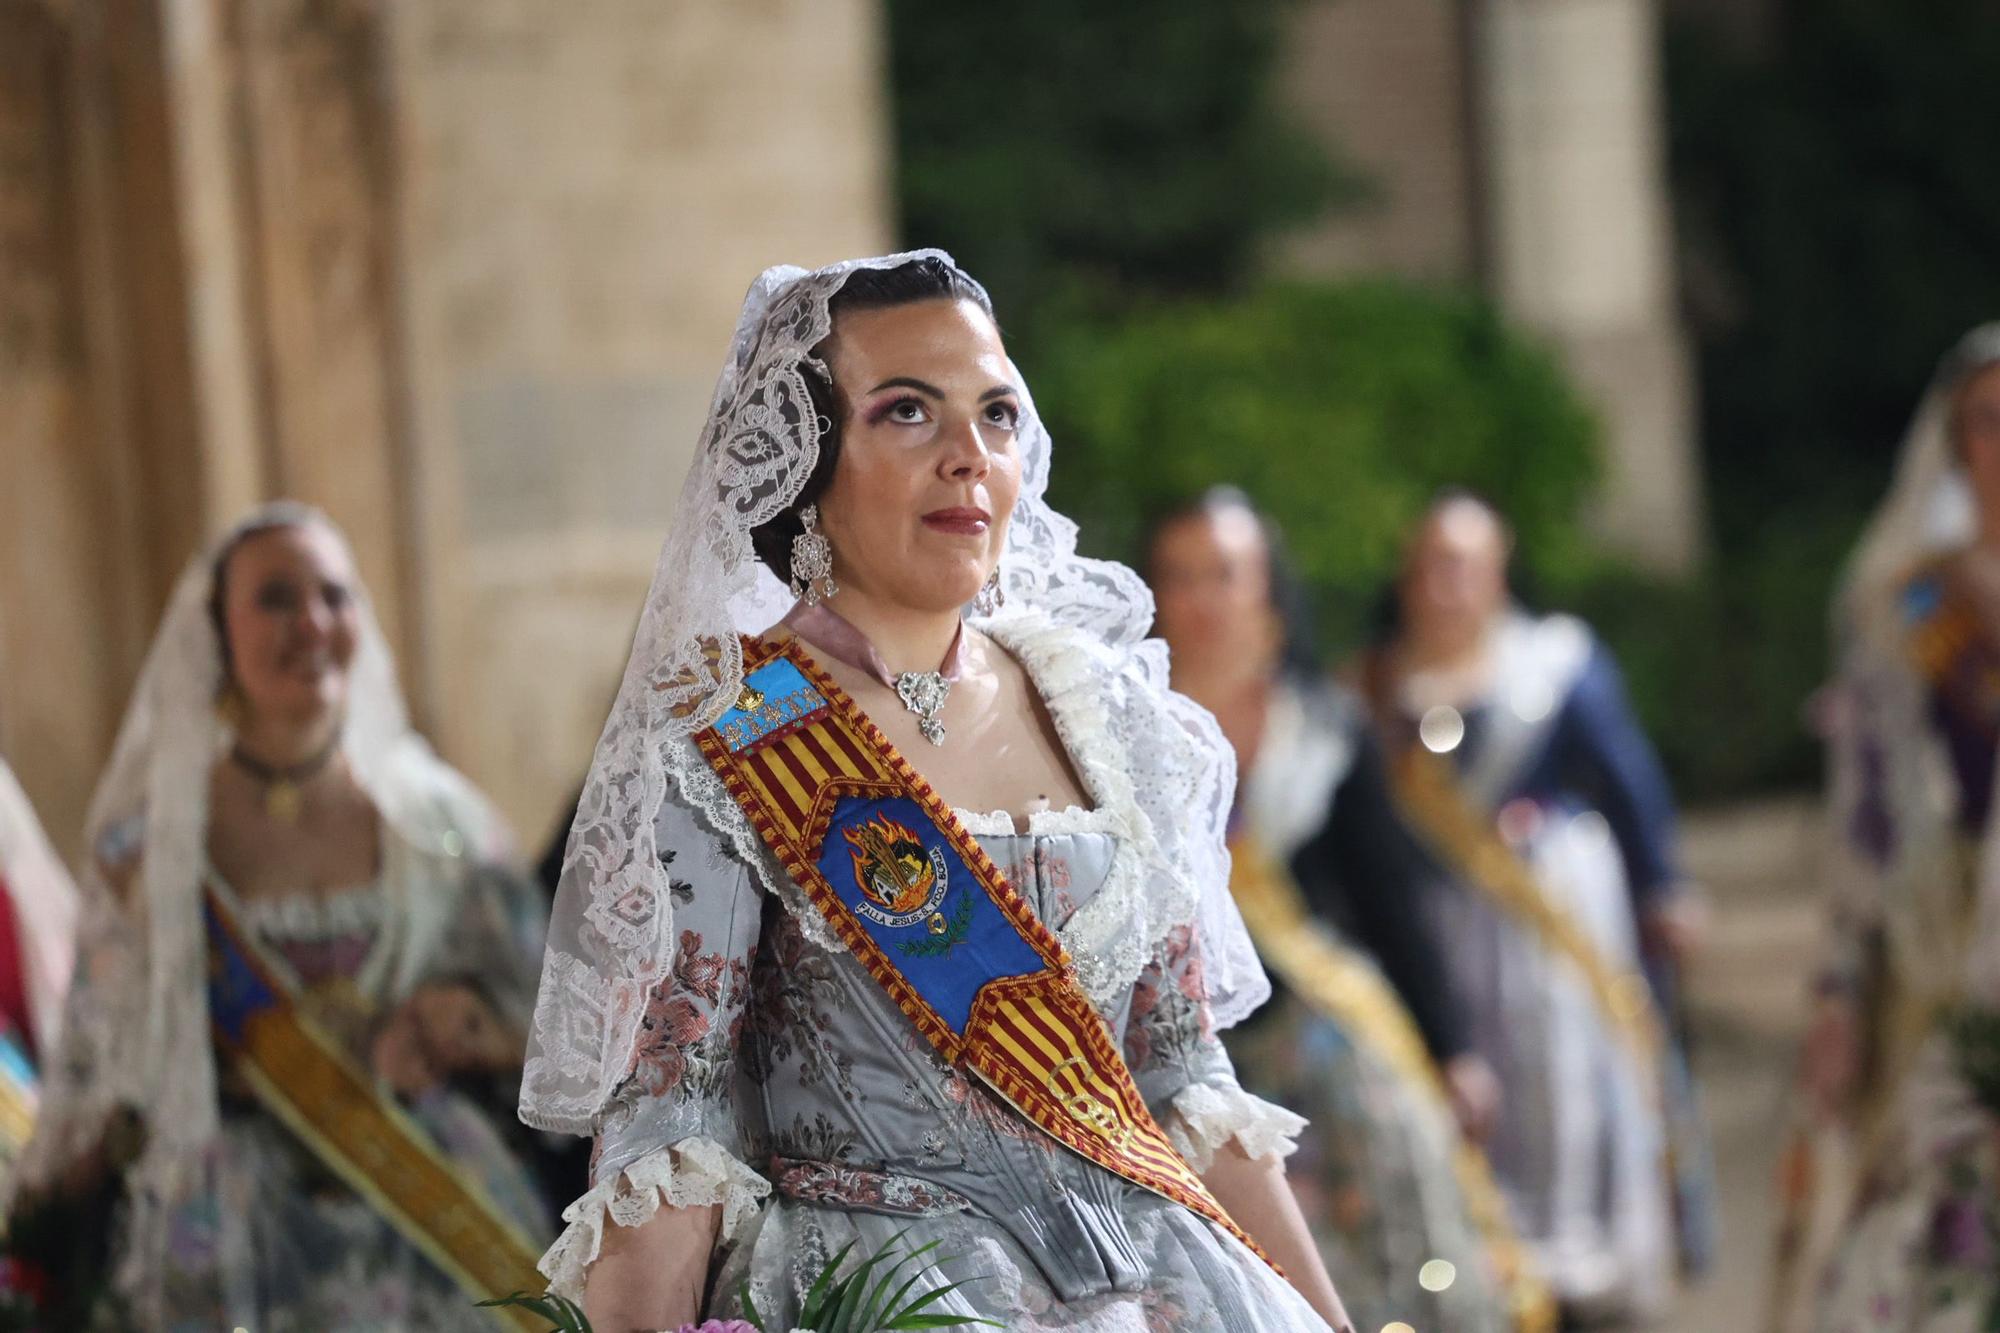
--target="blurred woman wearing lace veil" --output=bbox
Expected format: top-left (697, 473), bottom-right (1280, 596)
top-left (1147, 487), bottom-right (1551, 1333)
top-left (519, 253), bottom-right (1351, 1331)
top-left (1771, 325), bottom-right (2000, 1332)
top-left (4, 504), bottom-right (553, 1331)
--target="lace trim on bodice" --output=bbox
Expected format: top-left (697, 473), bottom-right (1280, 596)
top-left (952, 804), bottom-right (1121, 839)
top-left (237, 882), bottom-right (388, 944)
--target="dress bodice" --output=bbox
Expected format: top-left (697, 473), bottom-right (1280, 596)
top-left (239, 882), bottom-right (387, 989)
top-left (584, 797), bottom-right (1270, 1306)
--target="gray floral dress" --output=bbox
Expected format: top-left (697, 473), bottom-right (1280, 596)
top-left (543, 798), bottom-right (1330, 1332)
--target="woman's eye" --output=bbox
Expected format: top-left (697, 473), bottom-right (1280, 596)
top-left (255, 583), bottom-right (298, 613)
top-left (322, 582), bottom-right (352, 611)
top-left (886, 397), bottom-right (929, 425)
top-left (984, 400), bottom-right (1021, 430)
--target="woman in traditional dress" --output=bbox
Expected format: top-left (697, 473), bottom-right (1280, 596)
top-left (1779, 326), bottom-right (2000, 1332)
top-left (0, 758), bottom-right (80, 1169)
top-left (1147, 486), bottom-right (1549, 1333)
top-left (519, 253), bottom-right (1352, 1332)
top-left (4, 503), bottom-right (553, 1331)
top-left (1356, 492), bottom-right (1712, 1322)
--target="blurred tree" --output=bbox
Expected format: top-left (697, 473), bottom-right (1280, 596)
top-left (886, 0), bottom-right (1358, 324)
top-left (1657, 0), bottom-right (2000, 791)
top-left (1035, 280), bottom-right (1600, 647)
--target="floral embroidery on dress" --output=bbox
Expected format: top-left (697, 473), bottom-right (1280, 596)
top-left (770, 1111), bottom-right (859, 1166)
top-left (1125, 925), bottom-right (1213, 1075)
top-left (628, 928), bottom-right (749, 1099)
top-left (744, 906), bottom-right (855, 1094)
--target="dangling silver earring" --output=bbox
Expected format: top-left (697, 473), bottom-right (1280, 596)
top-left (789, 503), bottom-right (838, 606)
top-left (972, 567), bottom-right (1005, 616)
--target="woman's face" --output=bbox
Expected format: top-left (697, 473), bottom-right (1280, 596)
top-left (816, 298), bottom-right (1023, 615)
top-left (1958, 363), bottom-right (2000, 526)
top-left (219, 523), bottom-right (361, 729)
top-left (1150, 507), bottom-right (1281, 682)
top-left (1399, 498), bottom-right (1511, 644)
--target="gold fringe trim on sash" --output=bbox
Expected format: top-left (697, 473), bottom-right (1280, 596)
top-left (1391, 749), bottom-right (1664, 1073)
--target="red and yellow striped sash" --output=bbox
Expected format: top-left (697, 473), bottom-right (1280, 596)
top-left (205, 890), bottom-right (548, 1329)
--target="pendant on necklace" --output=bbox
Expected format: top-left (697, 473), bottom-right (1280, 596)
top-left (895, 671), bottom-right (952, 746)
top-left (265, 780), bottom-right (304, 824)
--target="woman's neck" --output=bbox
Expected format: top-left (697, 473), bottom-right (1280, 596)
top-left (234, 709), bottom-right (341, 770)
top-left (820, 588), bottom-right (963, 675)
top-left (1398, 614), bottom-right (1496, 676)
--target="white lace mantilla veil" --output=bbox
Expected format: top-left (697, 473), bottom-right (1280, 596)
top-left (5, 501), bottom-right (507, 1305)
top-left (1828, 323), bottom-right (2000, 1007)
top-left (520, 250), bottom-right (1267, 1137)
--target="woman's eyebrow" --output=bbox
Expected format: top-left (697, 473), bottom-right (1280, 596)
top-left (866, 375), bottom-right (943, 397)
top-left (979, 385), bottom-right (1018, 403)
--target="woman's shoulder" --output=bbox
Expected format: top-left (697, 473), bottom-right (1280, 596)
top-left (982, 609), bottom-right (1167, 707)
top-left (379, 751), bottom-right (517, 867)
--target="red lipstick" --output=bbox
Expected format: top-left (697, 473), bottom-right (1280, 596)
top-left (922, 506), bottom-right (990, 536)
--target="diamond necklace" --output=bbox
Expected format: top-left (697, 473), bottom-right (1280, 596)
top-left (782, 602), bottom-right (964, 745)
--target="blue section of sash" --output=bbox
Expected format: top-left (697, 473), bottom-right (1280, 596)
top-left (0, 1030), bottom-right (33, 1090)
top-left (1902, 573), bottom-right (1944, 626)
top-left (716, 658), bottom-right (829, 753)
top-left (817, 794), bottom-right (1044, 1036)
top-left (205, 899), bottom-right (280, 1046)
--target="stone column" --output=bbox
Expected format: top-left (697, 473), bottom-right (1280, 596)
top-left (1470, 0), bottom-right (1704, 570)
top-left (0, 0), bottom-right (272, 851)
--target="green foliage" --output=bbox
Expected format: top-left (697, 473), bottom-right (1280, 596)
top-left (774, 1233), bottom-right (1001, 1331)
top-left (479, 1291), bottom-right (590, 1331)
top-left (478, 1232), bottom-right (1002, 1333)
top-left (1033, 278), bottom-right (1601, 645)
top-left (1650, 1), bottom-right (2000, 796)
top-left (885, 0), bottom-right (1360, 325)
top-left (1947, 1005), bottom-right (2000, 1117)
top-left (1668, 1), bottom-right (2000, 555)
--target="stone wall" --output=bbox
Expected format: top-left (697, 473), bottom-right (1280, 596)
top-left (388, 0), bottom-right (893, 842)
top-left (0, 0), bottom-right (892, 855)
top-left (1274, 0), bottom-right (1478, 283)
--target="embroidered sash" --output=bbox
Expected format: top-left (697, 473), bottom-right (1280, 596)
top-left (1228, 835), bottom-right (1555, 1333)
top-left (697, 636), bottom-right (1272, 1268)
top-left (0, 1031), bottom-right (35, 1164)
top-left (204, 889), bottom-right (548, 1330)
top-left (1391, 749), bottom-right (1664, 1074)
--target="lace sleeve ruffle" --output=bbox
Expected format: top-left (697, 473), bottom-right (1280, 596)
top-left (538, 1137), bottom-right (771, 1300)
top-left (1163, 1080), bottom-right (1308, 1174)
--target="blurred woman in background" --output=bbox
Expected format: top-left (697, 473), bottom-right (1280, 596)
top-left (1358, 492), bottom-right (1714, 1324)
top-left (5, 503), bottom-right (552, 1331)
top-left (1782, 326), bottom-right (2000, 1332)
top-left (1149, 486), bottom-right (1550, 1333)
top-left (0, 756), bottom-right (79, 1173)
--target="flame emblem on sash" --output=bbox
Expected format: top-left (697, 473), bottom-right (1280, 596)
top-left (845, 813), bottom-right (949, 928)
